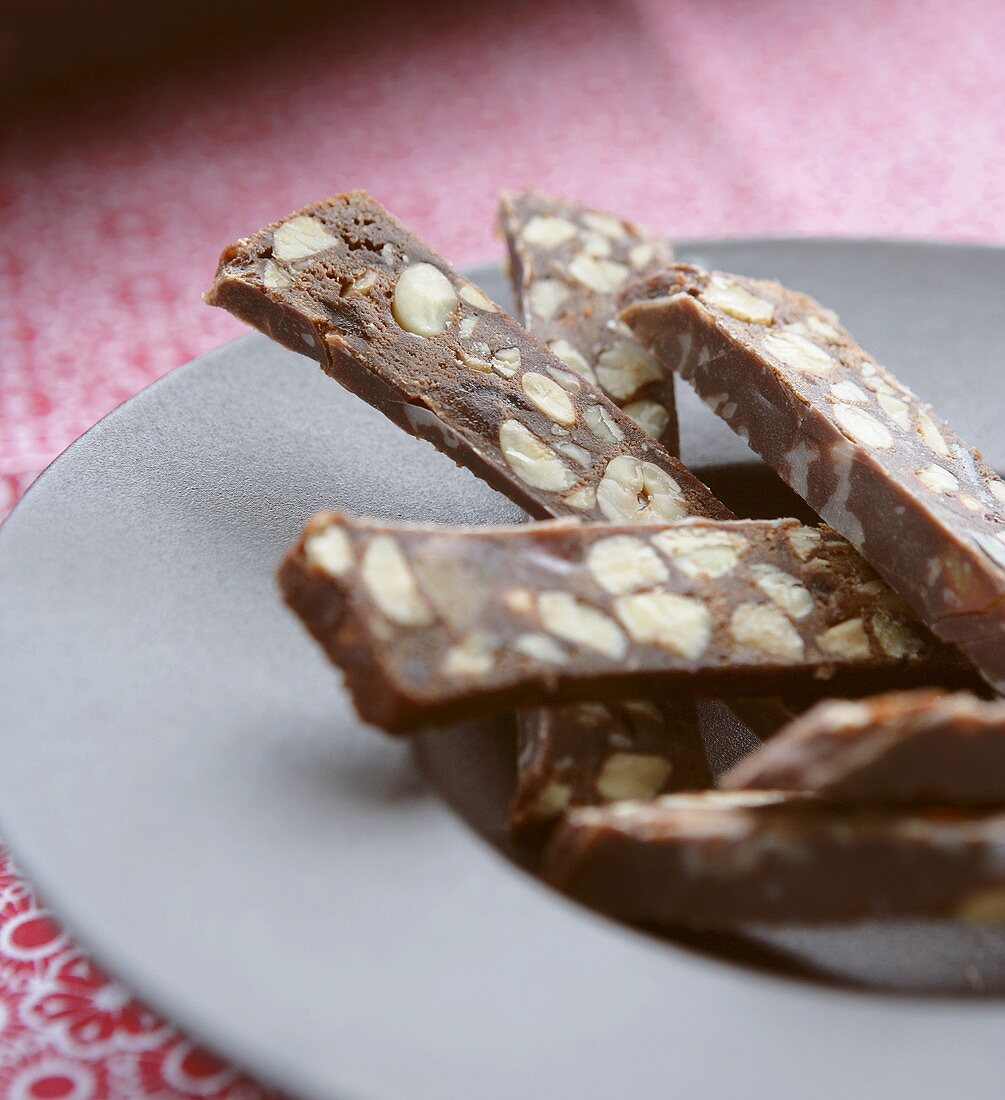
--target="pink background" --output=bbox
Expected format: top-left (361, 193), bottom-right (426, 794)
top-left (1, 0), bottom-right (1004, 1095)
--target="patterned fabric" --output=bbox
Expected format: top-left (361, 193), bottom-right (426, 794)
top-left (0, 0), bottom-right (1003, 1093)
top-left (0, 851), bottom-right (275, 1098)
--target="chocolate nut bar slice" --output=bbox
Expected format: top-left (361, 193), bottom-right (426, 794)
top-left (511, 700), bottom-right (710, 844)
top-left (722, 689), bottom-right (1005, 803)
top-left (206, 192), bottom-right (729, 525)
top-left (621, 266), bottom-right (1005, 692)
top-left (207, 191), bottom-right (725, 822)
top-left (544, 791), bottom-right (1005, 928)
top-left (279, 512), bottom-right (974, 733)
top-left (498, 189), bottom-right (679, 454)
top-left (499, 190), bottom-right (707, 836)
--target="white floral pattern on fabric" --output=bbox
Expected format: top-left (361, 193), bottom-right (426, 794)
top-left (4, 1054), bottom-right (103, 1100)
top-left (20, 952), bottom-right (171, 1058)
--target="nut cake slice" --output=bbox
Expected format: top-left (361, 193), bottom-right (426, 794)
top-left (279, 513), bottom-right (974, 733)
top-left (498, 189), bottom-right (679, 454)
top-left (544, 791), bottom-right (1005, 928)
top-left (621, 266), bottom-right (1005, 692)
top-left (722, 690), bottom-right (1005, 803)
top-left (206, 192), bottom-right (729, 525)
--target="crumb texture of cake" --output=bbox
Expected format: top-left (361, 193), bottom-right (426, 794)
top-left (278, 512), bottom-right (975, 732)
top-left (510, 699), bottom-right (711, 841)
top-left (499, 189), bottom-right (680, 455)
top-left (544, 790), bottom-right (1005, 927)
top-left (621, 265), bottom-right (1005, 692)
top-left (721, 689), bottom-right (1005, 803)
top-left (206, 191), bottom-right (729, 525)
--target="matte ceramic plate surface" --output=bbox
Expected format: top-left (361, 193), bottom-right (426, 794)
top-left (1, 242), bottom-right (1004, 1100)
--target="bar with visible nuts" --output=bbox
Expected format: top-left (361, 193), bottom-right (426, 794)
top-left (498, 189), bottom-right (679, 454)
top-left (511, 700), bottom-right (710, 842)
top-left (206, 192), bottom-right (729, 524)
top-left (721, 689), bottom-right (1005, 803)
top-left (279, 512), bottom-right (975, 733)
top-left (544, 791), bottom-right (1005, 927)
top-left (621, 266), bottom-right (1005, 692)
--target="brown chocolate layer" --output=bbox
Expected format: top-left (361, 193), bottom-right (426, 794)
top-left (498, 189), bottom-right (679, 454)
top-left (279, 513), bottom-right (975, 733)
top-left (621, 265), bottom-right (1005, 692)
top-left (545, 791), bottom-right (1005, 927)
top-left (206, 192), bottom-right (729, 525)
top-left (722, 689), bottom-right (1005, 803)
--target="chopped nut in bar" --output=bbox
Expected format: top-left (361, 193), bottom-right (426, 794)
top-left (279, 512), bottom-right (975, 733)
top-left (621, 265), bottom-right (1005, 693)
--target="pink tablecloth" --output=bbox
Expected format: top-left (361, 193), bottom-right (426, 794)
top-left (1, 0), bottom-right (1004, 1094)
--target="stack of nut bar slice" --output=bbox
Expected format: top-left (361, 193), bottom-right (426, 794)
top-left (207, 190), bottom-right (1005, 930)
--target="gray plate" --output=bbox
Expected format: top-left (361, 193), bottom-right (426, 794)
top-left (1, 241), bottom-right (1004, 1100)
